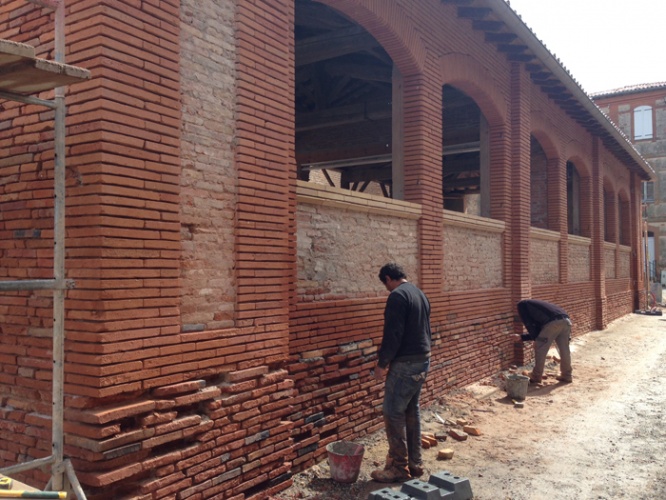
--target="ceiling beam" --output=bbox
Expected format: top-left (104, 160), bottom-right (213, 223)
top-left (296, 26), bottom-right (379, 66)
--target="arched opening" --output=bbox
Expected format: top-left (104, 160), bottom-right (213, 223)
top-left (295, 0), bottom-right (395, 197)
top-left (442, 84), bottom-right (489, 215)
top-left (603, 183), bottom-right (617, 243)
top-left (567, 161), bottom-right (582, 236)
top-left (530, 137), bottom-right (549, 229)
top-left (618, 191), bottom-right (631, 246)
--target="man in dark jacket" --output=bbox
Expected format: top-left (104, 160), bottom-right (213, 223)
top-left (371, 263), bottom-right (431, 483)
top-left (516, 299), bottom-right (573, 384)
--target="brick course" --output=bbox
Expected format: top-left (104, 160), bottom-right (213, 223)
top-left (0, 0), bottom-right (650, 499)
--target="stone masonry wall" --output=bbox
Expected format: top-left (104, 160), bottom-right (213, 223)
top-left (530, 230), bottom-right (559, 285)
top-left (569, 239), bottom-right (591, 282)
top-left (605, 245), bottom-right (616, 279)
top-left (296, 182), bottom-right (420, 301)
top-left (442, 211), bottom-right (504, 291)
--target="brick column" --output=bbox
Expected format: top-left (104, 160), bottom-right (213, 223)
top-left (509, 63), bottom-right (531, 304)
top-left (590, 139), bottom-right (607, 328)
top-left (630, 172), bottom-right (646, 309)
top-left (235, 0), bottom-right (294, 339)
top-left (401, 66), bottom-right (443, 293)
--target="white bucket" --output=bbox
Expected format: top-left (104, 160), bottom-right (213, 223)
top-left (506, 374), bottom-right (529, 400)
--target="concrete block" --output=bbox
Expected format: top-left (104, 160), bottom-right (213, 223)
top-left (368, 488), bottom-right (415, 500)
top-left (428, 471), bottom-right (473, 500)
top-left (400, 479), bottom-right (443, 499)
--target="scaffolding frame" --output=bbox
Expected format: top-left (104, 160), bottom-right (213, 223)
top-left (0, 1), bottom-right (89, 497)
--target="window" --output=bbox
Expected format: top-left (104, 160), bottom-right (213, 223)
top-left (643, 181), bottom-right (654, 203)
top-left (634, 105), bottom-right (653, 140)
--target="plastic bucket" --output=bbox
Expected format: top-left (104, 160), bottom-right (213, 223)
top-left (326, 440), bottom-right (365, 483)
top-left (506, 374), bottom-right (529, 400)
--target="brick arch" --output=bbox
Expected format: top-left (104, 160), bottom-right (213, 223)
top-left (439, 53), bottom-right (506, 126)
top-left (530, 116), bottom-right (560, 160)
top-left (565, 140), bottom-right (591, 178)
top-left (320, 0), bottom-right (427, 76)
top-left (603, 175), bottom-right (617, 194)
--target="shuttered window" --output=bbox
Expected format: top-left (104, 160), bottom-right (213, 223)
top-left (634, 105), bottom-right (653, 140)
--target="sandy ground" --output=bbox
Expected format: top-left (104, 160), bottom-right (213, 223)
top-left (273, 312), bottom-right (666, 500)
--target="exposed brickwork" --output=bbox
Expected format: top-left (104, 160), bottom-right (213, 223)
top-left (180, 0), bottom-right (237, 331)
top-left (0, 0), bottom-right (652, 499)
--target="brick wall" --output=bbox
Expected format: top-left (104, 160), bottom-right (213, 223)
top-left (180, 0), bottom-right (237, 331)
top-left (0, 0), bottom-right (650, 498)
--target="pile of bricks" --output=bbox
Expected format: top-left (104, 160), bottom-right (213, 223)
top-left (59, 368), bottom-right (295, 499)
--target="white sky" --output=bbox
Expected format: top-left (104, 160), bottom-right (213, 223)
top-left (506, 0), bottom-right (666, 94)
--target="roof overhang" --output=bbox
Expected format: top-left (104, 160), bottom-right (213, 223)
top-left (443, 0), bottom-right (655, 181)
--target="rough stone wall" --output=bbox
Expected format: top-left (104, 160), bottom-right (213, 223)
top-left (568, 240), bottom-right (591, 282)
top-left (530, 232), bottom-right (559, 285)
top-left (605, 246), bottom-right (616, 279)
top-left (618, 247), bottom-right (631, 279)
top-left (296, 183), bottom-right (419, 301)
top-left (442, 212), bottom-right (504, 291)
top-left (180, 0), bottom-right (237, 331)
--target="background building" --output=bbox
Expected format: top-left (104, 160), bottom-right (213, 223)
top-left (593, 82), bottom-right (666, 298)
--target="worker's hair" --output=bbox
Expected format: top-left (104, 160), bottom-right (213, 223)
top-left (378, 263), bottom-right (406, 283)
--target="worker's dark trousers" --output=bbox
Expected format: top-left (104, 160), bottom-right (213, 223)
top-left (383, 359), bottom-right (429, 469)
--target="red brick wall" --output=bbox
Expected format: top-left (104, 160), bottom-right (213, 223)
top-left (180, 0), bottom-right (237, 331)
top-left (0, 0), bottom-right (649, 499)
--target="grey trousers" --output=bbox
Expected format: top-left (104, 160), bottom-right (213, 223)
top-left (532, 318), bottom-right (572, 381)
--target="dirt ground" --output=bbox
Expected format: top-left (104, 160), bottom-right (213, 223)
top-left (273, 312), bottom-right (666, 500)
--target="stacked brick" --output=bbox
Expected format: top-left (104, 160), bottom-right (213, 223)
top-left (60, 368), bottom-right (295, 499)
top-left (286, 340), bottom-right (382, 472)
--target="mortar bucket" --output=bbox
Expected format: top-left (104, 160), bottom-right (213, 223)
top-left (326, 440), bottom-right (365, 483)
top-left (506, 374), bottom-right (529, 400)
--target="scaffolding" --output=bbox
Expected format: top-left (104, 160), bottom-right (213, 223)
top-left (0, 1), bottom-right (90, 497)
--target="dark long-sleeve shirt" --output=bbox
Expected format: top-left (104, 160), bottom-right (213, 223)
top-left (377, 282), bottom-right (431, 368)
top-left (517, 299), bottom-right (569, 341)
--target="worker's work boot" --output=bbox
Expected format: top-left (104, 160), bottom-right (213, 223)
top-left (371, 464), bottom-right (411, 483)
top-left (408, 463), bottom-right (424, 478)
top-left (383, 454), bottom-right (423, 478)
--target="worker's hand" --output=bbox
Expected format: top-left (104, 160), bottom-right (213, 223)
top-left (510, 334), bottom-right (522, 341)
top-left (374, 365), bottom-right (387, 380)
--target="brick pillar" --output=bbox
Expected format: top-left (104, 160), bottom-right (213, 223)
top-left (235, 0), bottom-right (294, 340)
top-left (509, 63), bottom-right (531, 304)
top-left (401, 66), bottom-right (443, 293)
top-left (590, 139), bottom-right (607, 328)
top-left (631, 172), bottom-right (646, 309)
top-left (549, 157), bottom-right (568, 283)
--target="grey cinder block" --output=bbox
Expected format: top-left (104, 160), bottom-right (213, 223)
top-left (428, 471), bottom-right (473, 500)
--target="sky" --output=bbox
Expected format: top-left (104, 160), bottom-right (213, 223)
top-left (506, 0), bottom-right (666, 94)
